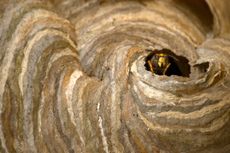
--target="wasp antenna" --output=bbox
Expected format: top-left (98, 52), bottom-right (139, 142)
top-left (169, 55), bottom-right (179, 61)
top-left (163, 63), bottom-right (171, 75)
top-left (147, 60), bottom-right (154, 73)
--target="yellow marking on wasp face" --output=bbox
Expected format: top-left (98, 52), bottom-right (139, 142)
top-left (158, 56), bottom-right (167, 68)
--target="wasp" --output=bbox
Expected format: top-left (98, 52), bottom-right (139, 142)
top-left (145, 49), bottom-right (183, 76)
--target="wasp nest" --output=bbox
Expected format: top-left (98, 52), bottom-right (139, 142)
top-left (0, 0), bottom-right (230, 153)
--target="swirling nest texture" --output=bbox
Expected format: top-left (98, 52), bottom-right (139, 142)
top-left (0, 0), bottom-right (230, 153)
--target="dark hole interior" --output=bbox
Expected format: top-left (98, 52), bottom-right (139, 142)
top-left (193, 62), bottom-right (209, 73)
top-left (144, 49), bottom-right (191, 77)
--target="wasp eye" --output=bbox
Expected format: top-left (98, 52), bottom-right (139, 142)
top-left (144, 49), bottom-right (191, 77)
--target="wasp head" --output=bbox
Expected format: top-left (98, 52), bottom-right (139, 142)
top-left (144, 49), bottom-right (190, 77)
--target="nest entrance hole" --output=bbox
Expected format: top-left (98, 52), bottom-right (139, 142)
top-left (144, 49), bottom-right (191, 77)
